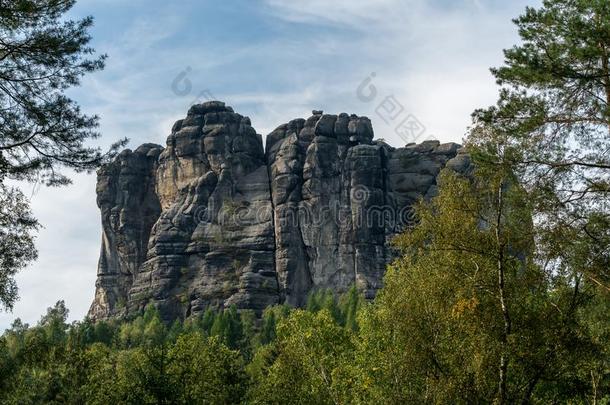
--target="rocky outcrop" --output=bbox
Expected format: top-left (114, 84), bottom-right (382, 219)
top-left (89, 144), bottom-right (163, 319)
top-left (89, 102), bottom-right (470, 321)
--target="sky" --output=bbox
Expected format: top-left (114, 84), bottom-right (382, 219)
top-left (0, 0), bottom-right (540, 330)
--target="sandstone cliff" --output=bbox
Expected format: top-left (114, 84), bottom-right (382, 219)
top-left (89, 101), bottom-right (470, 321)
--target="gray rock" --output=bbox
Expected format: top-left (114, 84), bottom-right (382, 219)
top-left (88, 102), bottom-right (470, 322)
top-left (314, 114), bottom-right (337, 138)
top-left (89, 143), bottom-right (162, 320)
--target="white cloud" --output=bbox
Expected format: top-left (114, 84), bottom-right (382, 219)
top-left (257, 0), bottom-right (536, 144)
top-left (262, 0), bottom-right (410, 28)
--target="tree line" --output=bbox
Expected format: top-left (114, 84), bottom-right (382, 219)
top-left (0, 275), bottom-right (607, 404)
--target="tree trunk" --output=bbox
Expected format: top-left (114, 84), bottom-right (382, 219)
top-left (601, 51), bottom-right (610, 134)
top-left (495, 180), bottom-right (511, 405)
top-left (598, 12), bottom-right (610, 134)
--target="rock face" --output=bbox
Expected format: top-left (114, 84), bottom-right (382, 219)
top-left (89, 102), bottom-right (470, 321)
top-left (89, 144), bottom-right (163, 320)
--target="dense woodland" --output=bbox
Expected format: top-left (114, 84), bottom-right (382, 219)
top-left (0, 277), bottom-right (607, 404)
top-left (1, 0), bottom-right (609, 403)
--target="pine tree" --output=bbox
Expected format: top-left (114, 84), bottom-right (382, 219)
top-left (0, 0), bottom-right (126, 185)
top-left (471, 0), bottom-right (610, 291)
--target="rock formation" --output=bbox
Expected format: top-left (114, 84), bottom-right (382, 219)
top-left (89, 101), bottom-right (470, 321)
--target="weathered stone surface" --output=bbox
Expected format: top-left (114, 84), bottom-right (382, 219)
top-left (267, 115), bottom-right (461, 304)
top-left (89, 144), bottom-right (163, 319)
top-left (89, 102), bottom-right (467, 321)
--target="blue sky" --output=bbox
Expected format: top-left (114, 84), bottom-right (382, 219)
top-left (0, 0), bottom-right (539, 330)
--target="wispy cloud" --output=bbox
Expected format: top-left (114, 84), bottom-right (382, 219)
top-left (262, 0), bottom-right (402, 28)
top-left (258, 0), bottom-right (536, 144)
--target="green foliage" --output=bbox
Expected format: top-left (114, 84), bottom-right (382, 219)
top-left (0, 277), bottom-right (607, 404)
top-left (0, 302), bottom-right (253, 404)
top-left (462, 1), bottom-right (610, 401)
top-left (353, 170), bottom-right (601, 403)
top-left (306, 286), bottom-right (364, 329)
top-left (0, 182), bottom-right (39, 311)
top-left (247, 309), bottom-right (356, 405)
top-left (0, 0), bottom-right (126, 185)
top-left (167, 333), bottom-right (246, 404)
top-left (470, 0), bottom-right (610, 292)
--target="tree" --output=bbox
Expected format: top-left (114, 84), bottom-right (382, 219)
top-left (39, 300), bottom-right (69, 346)
top-left (251, 304), bottom-right (291, 348)
top-left (248, 309), bottom-right (355, 405)
top-left (465, 2), bottom-right (610, 399)
top-left (219, 305), bottom-right (244, 349)
top-left (80, 343), bottom-right (117, 404)
top-left (352, 169), bottom-right (598, 403)
top-left (0, 0), bottom-right (126, 185)
top-left (0, 182), bottom-right (38, 310)
top-left (471, 0), bottom-right (610, 291)
top-left (168, 333), bottom-right (246, 404)
top-left (117, 305), bottom-right (166, 349)
top-left (337, 285), bottom-right (363, 331)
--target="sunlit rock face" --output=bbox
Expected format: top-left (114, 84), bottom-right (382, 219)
top-left (89, 101), bottom-right (470, 321)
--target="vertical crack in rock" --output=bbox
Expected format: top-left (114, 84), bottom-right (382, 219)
top-left (89, 101), bottom-right (469, 321)
top-left (266, 115), bottom-right (312, 306)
